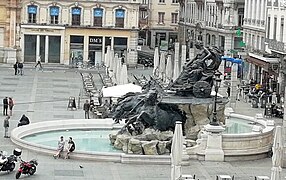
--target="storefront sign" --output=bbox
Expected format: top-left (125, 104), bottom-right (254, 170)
top-left (94, 8), bottom-right (103, 17)
top-left (267, 38), bottom-right (285, 53)
top-left (50, 6), bottom-right (59, 16)
top-left (89, 36), bottom-right (102, 44)
top-left (72, 8), bottom-right (81, 15)
top-left (160, 40), bottom-right (168, 51)
top-left (28, 5), bottom-right (37, 14)
top-left (116, 10), bottom-right (125, 18)
top-left (30, 29), bottom-right (54, 32)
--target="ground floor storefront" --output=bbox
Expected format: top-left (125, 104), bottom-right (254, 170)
top-left (65, 28), bottom-right (138, 66)
top-left (246, 53), bottom-right (279, 91)
top-left (20, 25), bottom-right (138, 66)
top-left (20, 25), bottom-right (65, 64)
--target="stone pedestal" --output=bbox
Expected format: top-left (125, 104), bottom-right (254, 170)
top-left (204, 124), bottom-right (225, 161)
top-left (230, 63), bottom-right (238, 110)
top-left (178, 100), bottom-right (226, 140)
top-left (6, 48), bottom-right (17, 63)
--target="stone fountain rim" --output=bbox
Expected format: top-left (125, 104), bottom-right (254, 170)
top-left (10, 118), bottom-right (171, 164)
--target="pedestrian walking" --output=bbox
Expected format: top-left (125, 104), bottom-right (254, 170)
top-left (13, 62), bottom-right (18, 75)
top-left (226, 86), bottom-right (231, 98)
top-left (18, 62), bottom-right (24, 76)
top-left (3, 97), bottom-right (8, 116)
top-left (83, 100), bottom-right (90, 119)
top-left (35, 56), bottom-right (43, 71)
top-left (3, 116), bottom-right (10, 138)
top-left (8, 97), bottom-right (14, 116)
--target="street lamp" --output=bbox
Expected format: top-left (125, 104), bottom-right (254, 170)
top-left (210, 71), bottom-right (222, 126)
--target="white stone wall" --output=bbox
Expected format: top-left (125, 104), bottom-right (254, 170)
top-left (243, 0), bottom-right (266, 51)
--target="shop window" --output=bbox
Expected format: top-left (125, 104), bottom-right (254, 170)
top-left (115, 9), bottom-right (125, 28)
top-left (94, 8), bottom-right (103, 27)
top-left (28, 5), bottom-right (37, 23)
top-left (72, 7), bottom-right (81, 26)
top-left (50, 6), bottom-right (59, 24)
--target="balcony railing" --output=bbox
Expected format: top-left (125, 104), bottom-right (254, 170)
top-left (266, 38), bottom-right (285, 53)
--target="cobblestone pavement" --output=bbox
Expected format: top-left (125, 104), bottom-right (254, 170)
top-left (0, 63), bottom-right (284, 180)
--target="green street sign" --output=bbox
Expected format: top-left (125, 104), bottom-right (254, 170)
top-left (229, 49), bottom-right (238, 53)
top-left (236, 28), bottom-right (242, 37)
top-left (239, 41), bottom-right (246, 47)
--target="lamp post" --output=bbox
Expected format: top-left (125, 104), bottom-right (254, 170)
top-left (210, 71), bottom-right (222, 126)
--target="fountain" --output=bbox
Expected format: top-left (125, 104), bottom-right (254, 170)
top-left (10, 45), bottom-right (274, 163)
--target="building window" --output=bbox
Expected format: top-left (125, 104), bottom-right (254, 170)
top-left (238, 8), bottom-right (244, 27)
top-left (280, 18), bottom-right (284, 41)
top-left (267, 17), bottom-right (271, 38)
top-left (72, 7), bottom-right (81, 26)
top-left (159, 0), bottom-right (165, 3)
top-left (94, 8), bottom-right (103, 27)
top-left (28, 5), bottom-right (37, 23)
top-left (252, 35), bottom-right (255, 48)
top-left (172, 0), bottom-right (178, 3)
top-left (171, 13), bottom-right (178, 24)
top-left (115, 9), bottom-right (125, 28)
top-left (261, 37), bottom-right (265, 50)
top-left (257, 36), bottom-right (260, 49)
top-left (274, 17), bottom-right (277, 40)
top-left (50, 6), bottom-right (59, 24)
top-left (158, 12), bottom-right (165, 24)
top-left (142, 0), bottom-right (148, 4)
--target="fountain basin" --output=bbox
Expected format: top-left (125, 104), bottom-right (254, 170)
top-left (11, 114), bottom-right (274, 163)
top-left (187, 113), bottom-right (274, 161)
top-left (10, 119), bottom-right (172, 164)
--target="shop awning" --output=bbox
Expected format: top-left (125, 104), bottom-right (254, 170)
top-left (221, 56), bottom-right (243, 64)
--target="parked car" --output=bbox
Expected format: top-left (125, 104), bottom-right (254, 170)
top-left (138, 58), bottom-right (153, 67)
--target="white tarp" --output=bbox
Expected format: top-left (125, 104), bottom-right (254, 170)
top-left (102, 83), bottom-right (142, 98)
top-left (171, 121), bottom-right (183, 180)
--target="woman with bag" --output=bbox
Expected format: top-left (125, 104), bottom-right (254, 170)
top-left (8, 97), bottom-right (14, 116)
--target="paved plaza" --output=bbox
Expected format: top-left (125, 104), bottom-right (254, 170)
top-left (0, 64), bottom-right (284, 180)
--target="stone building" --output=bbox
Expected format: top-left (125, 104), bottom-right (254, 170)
top-left (180, 0), bottom-right (244, 56)
top-left (263, 0), bottom-right (286, 94)
top-left (20, 0), bottom-right (140, 66)
top-left (243, 0), bottom-right (280, 91)
top-left (147, 0), bottom-right (180, 49)
top-left (0, 0), bottom-right (21, 63)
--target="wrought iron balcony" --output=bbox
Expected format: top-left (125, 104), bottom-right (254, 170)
top-left (266, 38), bottom-right (285, 53)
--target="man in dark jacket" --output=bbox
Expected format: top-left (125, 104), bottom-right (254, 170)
top-left (83, 100), bottom-right (90, 119)
top-left (3, 97), bottom-right (8, 116)
top-left (13, 62), bottom-right (18, 75)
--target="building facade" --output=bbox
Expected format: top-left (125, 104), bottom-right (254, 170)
top-left (147, 0), bottom-right (179, 49)
top-left (20, 0), bottom-right (140, 66)
top-left (0, 0), bottom-right (21, 63)
top-left (181, 0), bottom-right (244, 56)
top-left (243, 0), bottom-right (280, 91)
top-left (264, 0), bottom-right (286, 94)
